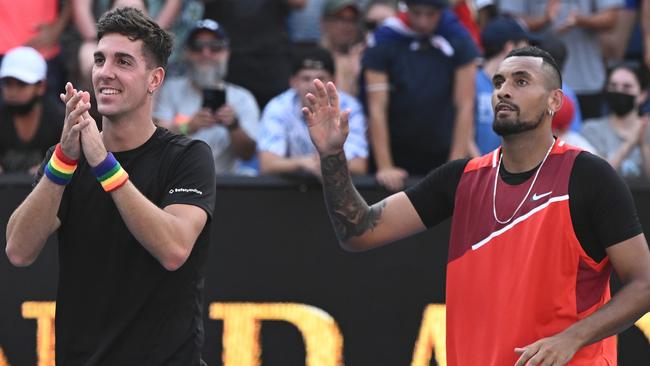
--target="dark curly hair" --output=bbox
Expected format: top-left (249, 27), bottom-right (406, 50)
top-left (97, 7), bottom-right (173, 69)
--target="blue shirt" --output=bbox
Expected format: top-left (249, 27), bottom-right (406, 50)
top-left (475, 68), bottom-right (500, 154)
top-left (258, 89), bottom-right (368, 160)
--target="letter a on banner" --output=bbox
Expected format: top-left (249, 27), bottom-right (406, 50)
top-left (0, 347), bottom-right (9, 366)
top-left (636, 312), bottom-right (650, 343)
top-left (411, 304), bottom-right (447, 366)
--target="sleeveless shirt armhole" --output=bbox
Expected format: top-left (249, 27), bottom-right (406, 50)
top-left (404, 159), bottom-right (470, 228)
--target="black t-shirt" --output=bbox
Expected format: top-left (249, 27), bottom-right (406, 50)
top-left (204, 0), bottom-right (292, 104)
top-left (362, 26), bottom-right (479, 175)
top-left (405, 152), bottom-right (643, 262)
top-left (37, 127), bottom-right (216, 365)
top-left (0, 97), bottom-right (64, 172)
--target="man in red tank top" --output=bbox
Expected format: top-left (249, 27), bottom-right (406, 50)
top-left (303, 45), bottom-right (650, 365)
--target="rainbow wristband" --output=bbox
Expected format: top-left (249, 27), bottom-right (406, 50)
top-left (45, 144), bottom-right (78, 185)
top-left (92, 152), bottom-right (129, 192)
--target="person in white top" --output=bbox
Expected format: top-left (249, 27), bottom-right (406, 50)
top-left (154, 19), bottom-right (259, 174)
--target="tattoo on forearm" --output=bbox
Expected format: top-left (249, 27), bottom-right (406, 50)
top-left (321, 152), bottom-right (386, 241)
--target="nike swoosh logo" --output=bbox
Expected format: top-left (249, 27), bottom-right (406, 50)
top-left (532, 191), bottom-right (552, 201)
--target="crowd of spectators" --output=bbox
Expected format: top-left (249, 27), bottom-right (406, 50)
top-left (1, 0), bottom-right (650, 187)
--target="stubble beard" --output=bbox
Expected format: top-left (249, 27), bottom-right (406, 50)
top-left (493, 110), bottom-right (545, 137)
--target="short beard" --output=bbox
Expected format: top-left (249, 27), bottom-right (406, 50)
top-left (493, 110), bottom-right (545, 137)
top-left (188, 61), bottom-right (228, 89)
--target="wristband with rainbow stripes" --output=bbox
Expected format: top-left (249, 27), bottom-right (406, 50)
top-left (45, 144), bottom-right (78, 185)
top-left (92, 152), bottom-right (129, 192)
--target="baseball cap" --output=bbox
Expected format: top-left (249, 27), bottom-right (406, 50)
top-left (405, 0), bottom-right (449, 8)
top-left (187, 19), bottom-right (229, 44)
top-left (323, 0), bottom-right (359, 16)
top-left (481, 17), bottom-right (541, 58)
top-left (0, 47), bottom-right (47, 84)
top-left (552, 94), bottom-right (574, 132)
top-left (292, 47), bottom-right (335, 76)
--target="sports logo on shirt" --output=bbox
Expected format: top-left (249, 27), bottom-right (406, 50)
top-left (168, 188), bottom-right (203, 195)
top-left (532, 191), bottom-right (552, 201)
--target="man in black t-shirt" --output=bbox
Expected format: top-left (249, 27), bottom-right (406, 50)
top-left (302, 46), bottom-right (650, 366)
top-left (204, 0), bottom-right (307, 109)
top-left (6, 8), bottom-right (216, 365)
top-left (0, 46), bottom-right (63, 174)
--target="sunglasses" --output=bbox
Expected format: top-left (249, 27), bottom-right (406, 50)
top-left (189, 40), bottom-right (228, 53)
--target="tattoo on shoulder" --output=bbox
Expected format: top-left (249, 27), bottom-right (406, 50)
top-left (321, 152), bottom-right (386, 241)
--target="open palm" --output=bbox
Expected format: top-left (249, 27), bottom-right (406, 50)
top-left (302, 80), bottom-right (350, 156)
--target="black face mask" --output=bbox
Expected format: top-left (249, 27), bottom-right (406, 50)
top-left (605, 91), bottom-right (636, 117)
top-left (3, 95), bottom-right (42, 116)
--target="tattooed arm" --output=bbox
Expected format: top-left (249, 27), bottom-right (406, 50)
top-left (321, 151), bottom-right (385, 242)
top-left (319, 147), bottom-right (425, 251)
top-left (304, 79), bottom-right (425, 250)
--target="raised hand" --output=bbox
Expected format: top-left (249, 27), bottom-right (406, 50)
top-left (302, 79), bottom-right (350, 157)
top-left (59, 82), bottom-right (92, 160)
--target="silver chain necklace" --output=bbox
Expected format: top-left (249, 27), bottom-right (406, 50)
top-left (492, 139), bottom-right (556, 225)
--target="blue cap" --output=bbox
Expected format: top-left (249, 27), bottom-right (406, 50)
top-left (187, 19), bottom-right (229, 43)
top-left (481, 17), bottom-right (540, 56)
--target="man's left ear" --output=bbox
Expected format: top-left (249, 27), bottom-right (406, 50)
top-left (148, 67), bottom-right (165, 95)
top-left (548, 89), bottom-right (563, 115)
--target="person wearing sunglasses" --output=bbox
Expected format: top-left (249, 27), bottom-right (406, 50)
top-left (154, 19), bottom-right (260, 175)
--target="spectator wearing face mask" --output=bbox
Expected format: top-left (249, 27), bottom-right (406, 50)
top-left (581, 64), bottom-right (650, 180)
top-left (0, 47), bottom-right (64, 174)
top-left (154, 19), bottom-right (260, 175)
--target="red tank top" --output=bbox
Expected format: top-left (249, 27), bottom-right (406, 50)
top-left (446, 140), bottom-right (616, 366)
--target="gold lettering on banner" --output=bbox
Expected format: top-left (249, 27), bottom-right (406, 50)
top-left (636, 312), bottom-right (650, 342)
top-left (0, 347), bottom-right (9, 366)
top-left (209, 302), bottom-right (344, 366)
top-left (411, 304), bottom-right (446, 366)
top-left (22, 302), bottom-right (56, 366)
